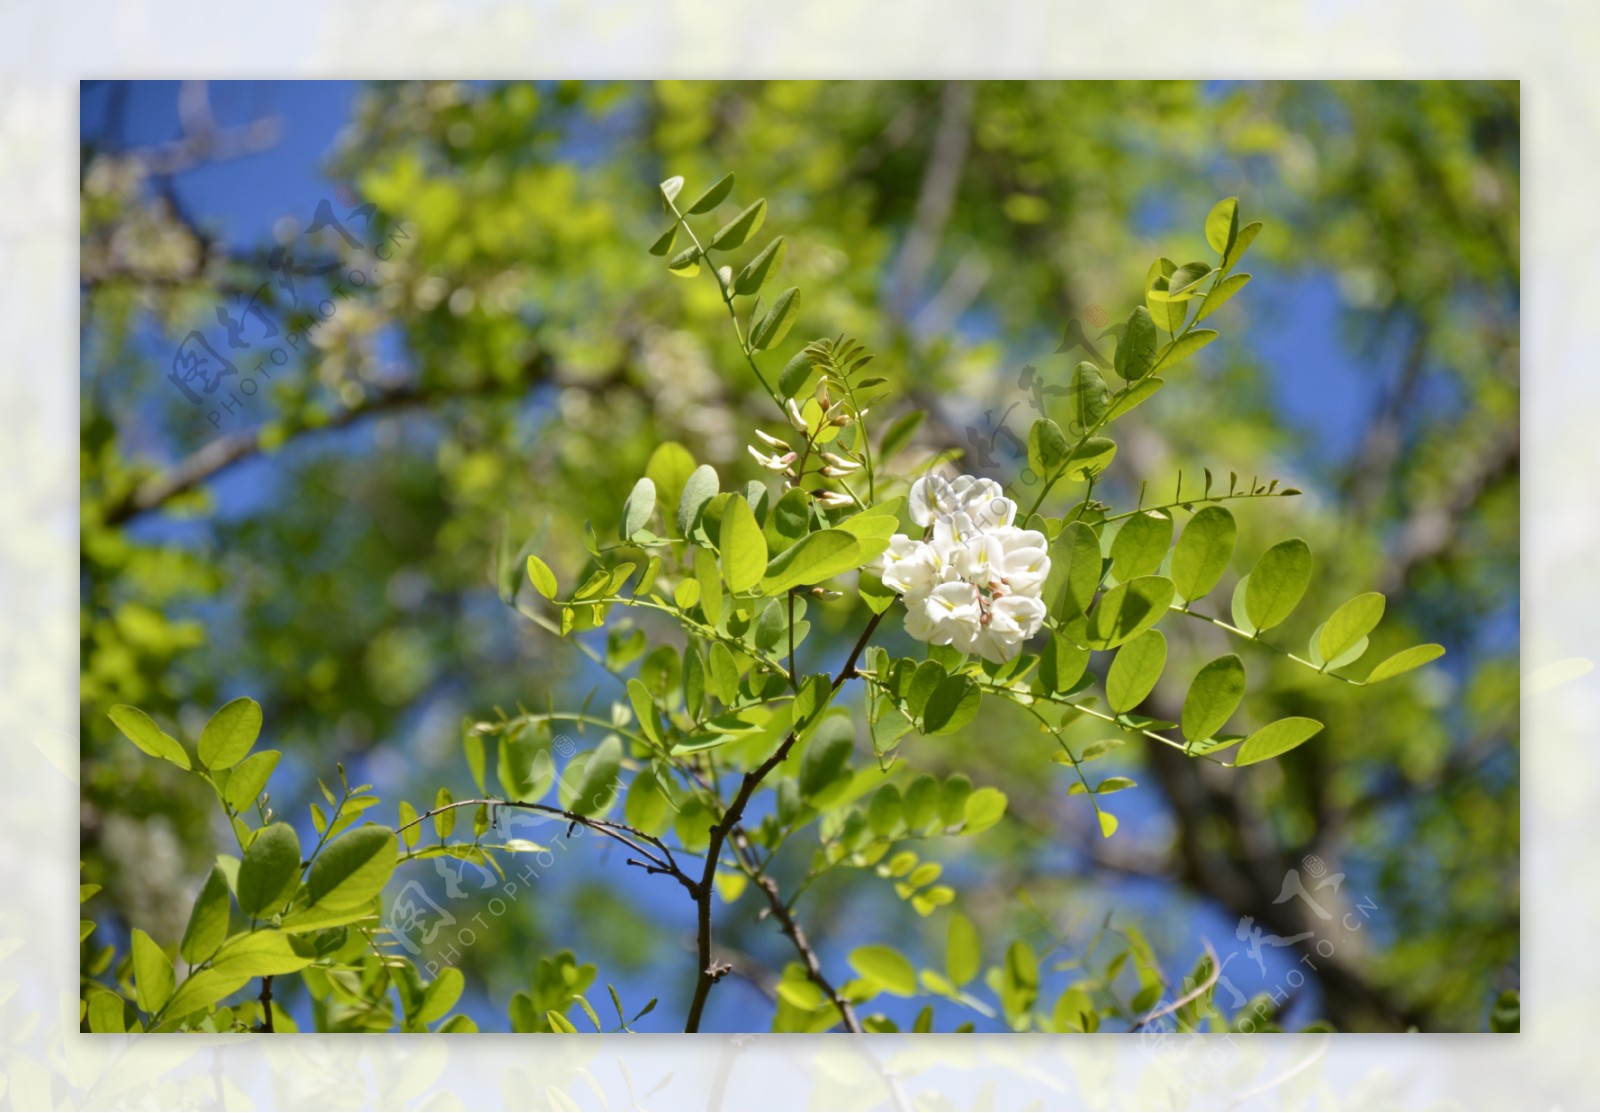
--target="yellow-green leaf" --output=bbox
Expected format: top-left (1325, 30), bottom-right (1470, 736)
top-left (718, 494), bottom-right (767, 593)
top-left (1233, 717), bottom-right (1323, 766)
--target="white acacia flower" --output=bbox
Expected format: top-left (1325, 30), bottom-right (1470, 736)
top-left (880, 534), bottom-right (946, 595)
top-left (903, 581), bottom-right (981, 646)
top-left (747, 445), bottom-right (796, 472)
top-left (885, 473), bottom-right (1052, 664)
top-left (968, 592), bottom-right (1049, 664)
top-left (909, 474), bottom-right (1016, 532)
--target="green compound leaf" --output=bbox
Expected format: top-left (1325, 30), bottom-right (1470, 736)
top-left (1114, 305), bottom-right (1158, 382)
top-left (108, 705), bottom-right (190, 770)
top-left (1171, 505), bottom-right (1236, 604)
top-left (179, 867), bottom-right (233, 966)
top-left (733, 236), bottom-right (786, 296)
top-left (1317, 592), bottom-right (1386, 665)
top-left (676, 464), bottom-right (719, 537)
top-left (236, 822), bottom-right (301, 917)
top-left (1181, 653), bottom-right (1246, 744)
top-left (750, 286), bottom-right (802, 351)
top-left (1084, 576), bottom-right (1175, 650)
top-left (1106, 630), bottom-right (1167, 713)
top-left (1205, 196), bottom-right (1239, 257)
top-left (307, 825), bottom-right (397, 910)
top-left (685, 171), bottom-right (734, 214)
top-left (620, 477), bottom-right (656, 541)
top-left (1027, 417), bottom-right (1070, 481)
top-left (711, 198), bottom-right (766, 250)
top-left (760, 530), bottom-right (862, 595)
top-left (850, 944), bottom-right (918, 997)
top-left (1244, 538), bottom-right (1312, 632)
top-left (526, 555), bottom-right (558, 600)
top-left (1110, 510), bottom-right (1172, 581)
top-left (1233, 716), bottom-right (1323, 766)
top-left (717, 494), bottom-right (768, 593)
top-left (1365, 643), bottom-right (1446, 683)
top-left (199, 697), bottom-right (261, 771)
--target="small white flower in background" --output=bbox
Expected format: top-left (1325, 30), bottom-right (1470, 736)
top-left (881, 474), bottom-right (1051, 664)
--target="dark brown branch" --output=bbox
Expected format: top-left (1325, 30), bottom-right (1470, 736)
top-left (730, 831), bottom-right (862, 1033)
top-left (257, 976), bottom-right (274, 1032)
top-left (683, 610), bottom-right (885, 1032)
top-left (101, 359), bottom-right (586, 526)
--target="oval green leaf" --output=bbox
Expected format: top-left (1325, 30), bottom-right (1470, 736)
top-left (685, 171), bottom-right (734, 214)
top-left (677, 464), bottom-right (719, 537)
top-left (179, 867), bottom-right (233, 966)
top-left (1171, 505), bottom-right (1236, 604)
top-left (750, 286), bottom-right (801, 351)
top-left (924, 675), bottom-right (981, 735)
top-left (526, 555), bottom-right (558, 600)
top-left (717, 494), bottom-right (768, 593)
top-left (1066, 436), bottom-right (1118, 481)
top-left (711, 198), bottom-right (766, 250)
top-left (1114, 305), bottom-right (1158, 382)
top-left (849, 945), bottom-right (917, 997)
top-left (760, 530), bottom-right (862, 595)
top-left (1365, 643), bottom-right (1446, 683)
top-left (1317, 592), bottom-right (1386, 664)
top-left (237, 822), bottom-right (301, 917)
top-left (1085, 576), bottom-right (1175, 650)
top-left (107, 705), bottom-right (190, 769)
top-left (1244, 538), bottom-right (1312, 632)
top-left (1233, 716), bottom-right (1323, 767)
top-left (199, 697), bottom-right (261, 771)
top-left (1110, 510), bottom-right (1172, 580)
top-left (307, 825), bottom-right (397, 910)
top-left (733, 236), bottom-right (786, 296)
top-left (1181, 653), bottom-right (1246, 743)
top-left (620, 476), bottom-right (656, 541)
top-left (1027, 417), bottom-right (1070, 481)
top-left (1106, 629), bottom-right (1167, 713)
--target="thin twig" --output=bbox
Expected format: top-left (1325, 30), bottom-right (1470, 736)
top-left (395, 797), bottom-right (699, 898)
top-left (1130, 939), bottom-right (1222, 1032)
top-left (683, 610), bottom-right (885, 1032)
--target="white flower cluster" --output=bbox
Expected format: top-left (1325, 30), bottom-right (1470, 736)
top-left (879, 475), bottom-right (1051, 664)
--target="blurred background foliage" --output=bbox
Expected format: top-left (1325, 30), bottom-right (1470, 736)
top-left (79, 80), bottom-right (1518, 1032)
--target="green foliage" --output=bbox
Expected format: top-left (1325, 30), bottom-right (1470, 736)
top-left (82, 101), bottom-right (1493, 1033)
